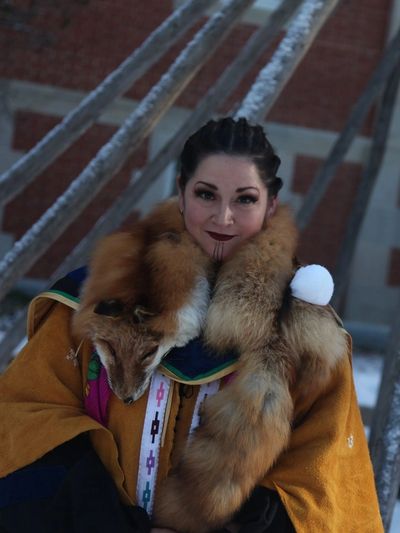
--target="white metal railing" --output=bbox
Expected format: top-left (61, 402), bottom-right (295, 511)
top-left (53, 0), bottom-right (305, 278)
top-left (236, 0), bottom-right (340, 121)
top-left (0, 0), bottom-right (217, 206)
top-left (0, 0), bottom-right (254, 302)
top-left (296, 23), bottom-right (400, 231)
top-left (0, 0), bottom-right (304, 368)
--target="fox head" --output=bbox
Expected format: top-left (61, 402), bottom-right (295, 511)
top-left (83, 299), bottom-right (173, 404)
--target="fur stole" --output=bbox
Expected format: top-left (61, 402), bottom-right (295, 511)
top-left (72, 198), bottom-right (347, 532)
top-left (72, 198), bottom-right (212, 402)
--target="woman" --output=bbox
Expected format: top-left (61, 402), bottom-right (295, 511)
top-left (0, 117), bottom-right (383, 532)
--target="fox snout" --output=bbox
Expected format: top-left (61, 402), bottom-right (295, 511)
top-left (120, 376), bottom-right (152, 404)
top-left (95, 337), bottom-right (163, 403)
top-left (124, 396), bottom-right (134, 405)
top-left (89, 299), bottom-right (167, 404)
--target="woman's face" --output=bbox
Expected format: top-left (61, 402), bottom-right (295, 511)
top-left (179, 154), bottom-right (273, 261)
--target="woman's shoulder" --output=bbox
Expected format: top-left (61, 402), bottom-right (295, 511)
top-left (27, 267), bottom-right (86, 338)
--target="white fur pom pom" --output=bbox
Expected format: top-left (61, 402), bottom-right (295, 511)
top-left (290, 264), bottom-right (334, 306)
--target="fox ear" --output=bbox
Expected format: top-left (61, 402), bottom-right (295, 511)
top-left (94, 299), bottom-right (124, 317)
top-left (133, 305), bottom-right (155, 324)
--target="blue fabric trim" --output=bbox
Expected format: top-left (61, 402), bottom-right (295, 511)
top-left (0, 465), bottom-right (67, 508)
top-left (49, 266), bottom-right (87, 300)
top-left (163, 337), bottom-right (238, 380)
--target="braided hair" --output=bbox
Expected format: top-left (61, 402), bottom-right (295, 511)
top-left (178, 117), bottom-right (283, 198)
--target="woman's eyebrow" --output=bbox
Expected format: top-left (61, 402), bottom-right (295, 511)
top-left (195, 182), bottom-right (259, 194)
top-left (236, 186), bottom-right (259, 192)
top-left (195, 180), bottom-right (217, 189)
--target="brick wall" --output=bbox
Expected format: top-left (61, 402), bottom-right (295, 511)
top-left (291, 155), bottom-right (363, 270)
top-left (0, 0), bottom-right (395, 285)
top-left (0, 1), bottom-right (171, 92)
top-left (387, 248), bottom-right (400, 286)
top-left (0, 0), bottom-right (392, 133)
top-left (3, 111), bottom-right (147, 277)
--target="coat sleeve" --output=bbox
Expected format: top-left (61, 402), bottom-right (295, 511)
top-left (0, 303), bottom-right (101, 477)
top-left (0, 434), bottom-right (151, 533)
top-left (0, 303), bottom-right (152, 532)
top-left (232, 486), bottom-right (295, 533)
top-left (259, 341), bottom-right (384, 533)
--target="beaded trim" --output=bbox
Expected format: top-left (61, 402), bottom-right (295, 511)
top-left (136, 374), bottom-right (221, 516)
top-left (136, 371), bottom-right (172, 514)
top-left (189, 380), bottom-right (220, 436)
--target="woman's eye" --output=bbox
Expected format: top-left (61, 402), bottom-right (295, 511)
top-left (237, 195), bottom-right (257, 204)
top-left (195, 189), bottom-right (214, 201)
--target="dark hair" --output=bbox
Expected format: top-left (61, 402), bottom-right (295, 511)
top-left (178, 117), bottom-right (283, 198)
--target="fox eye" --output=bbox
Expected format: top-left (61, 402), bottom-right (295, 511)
top-left (104, 341), bottom-right (116, 358)
top-left (94, 299), bottom-right (124, 317)
top-left (141, 345), bottom-right (159, 361)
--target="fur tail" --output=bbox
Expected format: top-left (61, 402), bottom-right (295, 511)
top-left (153, 340), bottom-right (294, 533)
top-left (281, 298), bottom-right (348, 399)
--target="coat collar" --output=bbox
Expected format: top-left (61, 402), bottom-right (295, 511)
top-left (27, 266), bottom-right (239, 384)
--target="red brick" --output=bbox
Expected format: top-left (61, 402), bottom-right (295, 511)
top-left (398, 178), bottom-right (400, 208)
top-left (0, 0), bottom-right (392, 133)
top-left (292, 155), bottom-right (363, 270)
top-left (4, 111), bottom-right (148, 277)
top-left (0, 1), bottom-right (172, 91)
top-left (387, 248), bottom-right (400, 286)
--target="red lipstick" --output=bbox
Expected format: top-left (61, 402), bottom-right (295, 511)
top-left (207, 231), bottom-right (235, 242)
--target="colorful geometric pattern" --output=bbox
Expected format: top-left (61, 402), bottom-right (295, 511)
top-left (136, 371), bottom-right (171, 515)
top-left (135, 374), bottom-right (223, 517)
top-left (189, 380), bottom-right (220, 437)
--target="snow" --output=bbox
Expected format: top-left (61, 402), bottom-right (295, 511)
top-left (237, 0), bottom-right (330, 121)
top-left (391, 502), bottom-right (400, 533)
top-left (353, 352), bottom-right (383, 407)
top-left (353, 351), bottom-right (400, 533)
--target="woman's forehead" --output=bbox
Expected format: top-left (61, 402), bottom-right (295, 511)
top-left (190, 154), bottom-right (265, 189)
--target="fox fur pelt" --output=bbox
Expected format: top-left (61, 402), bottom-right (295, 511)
top-left (73, 198), bottom-right (212, 402)
top-left (73, 198), bottom-right (347, 532)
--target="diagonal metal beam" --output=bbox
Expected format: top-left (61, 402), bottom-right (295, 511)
top-left (236, 0), bottom-right (340, 122)
top-left (369, 303), bottom-right (400, 531)
top-left (0, 0), bottom-right (254, 303)
top-left (0, 0), bottom-right (304, 368)
top-left (331, 59), bottom-right (400, 308)
top-left (0, 0), bottom-right (217, 206)
top-left (296, 23), bottom-right (400, 231)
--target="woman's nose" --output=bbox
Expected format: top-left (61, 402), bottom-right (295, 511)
top-left (214, 204), bottom-right (234, 225)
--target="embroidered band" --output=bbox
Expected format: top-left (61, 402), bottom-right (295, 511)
top-left (136, 371), bottom-right (172, 515)
top-left (189, 380), bottom-right (220, 436)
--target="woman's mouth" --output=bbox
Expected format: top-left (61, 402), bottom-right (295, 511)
top-left (207, 231), bottom-right (235, 242)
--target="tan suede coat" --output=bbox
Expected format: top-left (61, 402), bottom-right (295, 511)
top-left (0, 301), bottom-right (383, 532)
